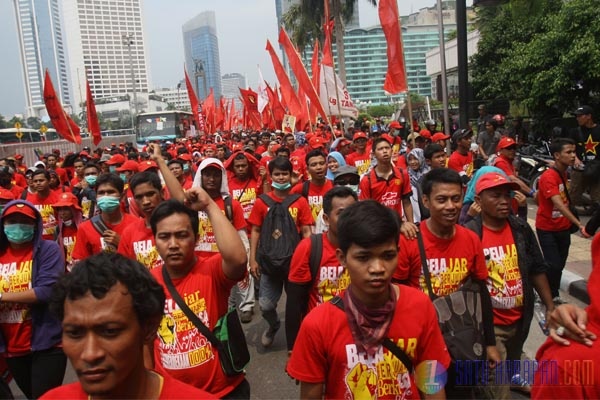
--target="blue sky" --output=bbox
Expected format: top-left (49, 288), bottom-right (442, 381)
top-left (0, 0), bottom-right (436, 118)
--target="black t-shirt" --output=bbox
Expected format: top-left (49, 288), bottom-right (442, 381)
top-left (572, 124), bottom-right (600, 161)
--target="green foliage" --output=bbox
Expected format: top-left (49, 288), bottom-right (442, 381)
top-left (471, 0), bottom-right (600, 119)
top-left (367, 104), bottom-right (395, 118)
top-left (0, 114), bottom-right (6, 129)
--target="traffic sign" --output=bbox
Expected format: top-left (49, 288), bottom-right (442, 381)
top-left (14, 122), bottom-right (21, 129)
top-left (15, 131), bottom-right (23, 139)
top-left (40, 124), bottom-right (48, 133)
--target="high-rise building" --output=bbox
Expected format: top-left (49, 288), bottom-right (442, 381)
top-left (154, 83), bottom-right (191, 111)
top-left (62, 0), bottom-right (150, 115)
top-left (221, 73), bottom-right (246, 110)
top-left (13, 0), bottom-right (71, 118)
top-left (183, 11), bottom-right (222, 101)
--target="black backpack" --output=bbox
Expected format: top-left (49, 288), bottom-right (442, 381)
top-left (256, 193), bottom-right (301, 278)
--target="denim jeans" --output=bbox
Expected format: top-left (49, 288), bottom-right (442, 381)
top-left (259, 273), bottom-right (286, 328)
top-left (229, 274), bottom-right (255, 312)
top-left (536, 228), bottom-right (571, 298)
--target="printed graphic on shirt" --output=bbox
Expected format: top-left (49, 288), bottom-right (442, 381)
top-left (0, 260), bottom-right (32, 323)
top-left (317, 266), bottom-right (350, 303)
top-left (343, 339), bottom-right (414, 399)
top-left (484, 244), bottom-right (523, 309)
top-left (63, 236), bottom-right (76, 264)
top-left (196, 211), bottom-right (218, 253)
top-left (232, 187), bottom-right (257, 220)
top-left (419, 257), bottom-right (469, 296)
top-left (132, 239), bottom-right (163, 270)
top-left (355, 159), bottom-right (371, 177)
top-left (81, 197), bottom-right (92, 219)
top-left (381, 191), bottom-right (400, 209)
top-left (36, 204), bottom-right (57, 237)
top-left (307, 195), bottom-right (325, 222)
top-left (158, 292), bottom-right (216, 370)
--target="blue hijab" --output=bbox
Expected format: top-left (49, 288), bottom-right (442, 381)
top-left (326, 151), bottom-right (347, 180)
top-left (463, 166), bottom-right (507, 204)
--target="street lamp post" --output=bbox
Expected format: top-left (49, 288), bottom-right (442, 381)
top-left (456, 0), bottom-right (469, 129)
top-left (123, 33), bottom-right (137, 129)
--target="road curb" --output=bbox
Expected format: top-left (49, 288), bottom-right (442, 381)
top-left (560, 269), bottom-right (589, 304)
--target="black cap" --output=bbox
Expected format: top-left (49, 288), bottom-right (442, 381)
top-left (452, 128), bottom-right (473, 143)
top-left (573, 105), bottom-right (593, 115)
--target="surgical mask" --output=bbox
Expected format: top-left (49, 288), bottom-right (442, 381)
top-left (109, 166), bottom-right (117, 173)
top-left (84, 175), bottom-right (97, 186)
top-left (119, 173), bottom-right (127, 182)
top-left (4, 224), bottom-right (35, 244)
top-left (183, 164), bottom-right (190, 172)
top-left (63, 220), bottom-right (73, 227)
top-left (271, 181), bottom-right (292, 191)
top-left (97, 196), bottom-right (121, 213)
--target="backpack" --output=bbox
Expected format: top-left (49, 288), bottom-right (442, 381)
top-left (223, 195), bottom-right (233, 222)
top-left (256, 193), bottom-right (301, 278)
top-left (309, 233), bottom-right (323, 283)
top-left (301, 180), bottom-right (310, 199)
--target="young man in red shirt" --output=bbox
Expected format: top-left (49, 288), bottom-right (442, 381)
top-left (535, 138), bottom-right (586, 303)
top-left (147, 193), bottom-right (248, 398)
top-left (345, 131), bottom-right (371, 177)
top-left (248, 156), bottom-right (314, 348)
top-left (291, 149), bottom-right (334, 224)
top-left (447, 128), bottom-right (475, 183)
top-left (287, 200), bottom-right (451, 399)
top-left (25, 169), bottom-right (59, 241)
top-left (43, 253), bottom-right (215, 400)
top-left (359, 138), bottom-right (415, 224)
top-left (71, 173), bottom-right (138, 263)
top-left (225, 151), bottom-right (264, 222)
top-left (286, 186), bottom-right (357, 352)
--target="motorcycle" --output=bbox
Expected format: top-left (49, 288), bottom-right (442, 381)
top-left (517, 154), bottom-right (553, 190)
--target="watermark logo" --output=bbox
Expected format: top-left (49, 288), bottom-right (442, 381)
top-left (415, 360), bottom-right (447, 394)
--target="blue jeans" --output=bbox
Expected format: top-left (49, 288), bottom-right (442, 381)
top-left (536, 229), bottom-right (571, 298)
top-left (259, 273), bottom-right (286, 328)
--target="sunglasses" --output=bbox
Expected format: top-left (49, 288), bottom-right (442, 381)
top-left (334, 177), bottom-right (360, 186)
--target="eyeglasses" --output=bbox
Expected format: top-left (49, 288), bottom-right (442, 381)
top-left (334, 178), bottom-right (360, 186)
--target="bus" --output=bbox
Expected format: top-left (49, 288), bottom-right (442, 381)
top-left (0, 128), bottom-right (43, 144)
top-left (135, 110), bottom-right (194, 148)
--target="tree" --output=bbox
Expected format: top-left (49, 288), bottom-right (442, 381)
top-left (282, 0), bottom-right (376, 84)
top-left (471, 0), bottom-right (600, 120)
top-left (0, 114), bottom-right (6, 129)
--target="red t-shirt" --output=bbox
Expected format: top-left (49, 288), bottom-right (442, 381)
top-left (195, 197), bottom-right (246, 259)
top-left (61, 223), bottom-right (78, 272)
top-left (290, 152), bottom-right (308, 181)
top-left (118, 218), bottom-right (163, 270)
top-left (40, 370), bottom-right (217, 399)
top-left (287, 285), bottom-right (451, 399)
top-left (0, 246), bottom-right (33, 355)
top-left (291, 180), bottom-right (334, 222)
top-left (151, 256), bottom-right (243, 398)
top-left (396, 221), bottom-right (488, 296)
top-left (359, 168), bottom-right (412, 217)
top-left (536, 168), bottom-right (571, 231)
top-left (345, 151), bottom-right (371, 177)
top-left (70, 176), bottom-right (82, 187)
top-left (481, 224), bottom-right (523, 325)
top-left (25, 191), bottom-right (59, 241)
top-left (228, 176), bottom-right (261, 221)
top-left (72, 213), bottom-right (140, 262)
top-left (8, 184), bottom-right (23, 199)
top-left (447, 151), bottom-right (474, 177)
top-left (493, 155), bottom-right (515, 176)
top-left (12, 174), bottom-right (27, 189)
top-left (51, 167), bottom-right (69, 185)
top-left (248, 192), bottom-right (315, 232)
top-left (288, 234), bottom-right (350, 311)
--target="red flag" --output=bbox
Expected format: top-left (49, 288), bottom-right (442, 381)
top-left (298, 86), bottom-right (311, 129)
top-left (379, 0), bottom-right (408, 94)
top-left (266, 83), bottom-right (285, 129)
top-left (203, 88), bottom-right (215, 133)
top-left (322, 19), bottom-right (335, 67)
top-left (228, 99), bottom-right (236, 131)
top-left (278, 28), bottom-right (328, 124)
top-left (43, 69), bottom-right (81, 144)
top-left (311, 41), bottom-right (320, 96)
top-left (265, 39), bottom-right (303, 122)
top-left (85, 79), bottom-right (102, 146)
top-left (215, 96), bottom-right (225, 130)
top-left (239, 88), bottom-right (262, 129)
top-left (184, 67), bottom-right (205, 132)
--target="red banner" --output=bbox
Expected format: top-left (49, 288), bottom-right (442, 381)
top-left (239, 88), bottom-right (262, 129)
top-left (85, 79), bottom-right (102, 146)
top-left (379, 0), bottom-right (408, 93)
top-left (265, 40), bottom-right (303, 124)
top-left (184, 67), bottom-right (205, 133)
top-left (43, 69), bottom-right (81, 144)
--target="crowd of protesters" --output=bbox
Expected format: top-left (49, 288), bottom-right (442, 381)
top-left (0, 110), bottom-right (597, 399)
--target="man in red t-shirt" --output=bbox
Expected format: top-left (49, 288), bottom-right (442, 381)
top-left (45, 154), bottom-right (69, 186)
top-left (448, 128), bottom-right (475, 182)
top-left (535, 138), bottom-right (585, 302)
top-left (43, 253), bottom-right (215, 400)
top-left (225, 151), bottom-right (264, 223)
top-left (359, 138), bottom-right (414, 223)
top-left (345, 131), bottom-right (371, 177)
top-left (493, 136), bottom-right (533, 196)
top-left (291, 149), bottom-right (333, 225)
top-left (395, 168), bottom-right (500, 397)
top-left (72, 173), bottom-right (139, 264)
top-left (167, 159), bottom-right (193, 190)
top-left (25, 169), bottom-right (59, 241)
top-left (248, 156), bottom-right (314, 348)
top-left (466, 172), bottom-right (555, 398)
top-left (287, 201), bottom-right (451, 399)
top-left (147, 193), bottom-right (247, 398)
top-left (286, 186), bottom-right (356, 352)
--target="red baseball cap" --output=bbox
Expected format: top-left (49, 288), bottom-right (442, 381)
top-left (380, 134), bottom-right (397, 145)
top-left (53, 192), bottom-right (81, 210)
top-left (14, 154), bottom-right (23, 160)
top-left (419, 129), bottom-right (432, 140)
top-left (497, 137), bottom-right (517, 151)
top-left (353, 132), bottom-right (368, 141)
top-left (105, 154), bottom-right (126, 165)
top-left (138, 161), bottom-right (158, 172)
top-left (389, 121), bottom-right (402, 129)
top-left (309, 136), bottom-right (325, 149)
top-left (178, 154), bottom-right (193, 162)
top-left (3, 203), bottom-right (36, 220)
top-left (116, 160), bottom-right (139, 173)
top-left (476, 172), bottom-right (520, 195)
top-left (432, 132), bottom-right (451, 142)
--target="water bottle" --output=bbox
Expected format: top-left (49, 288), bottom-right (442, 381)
top-left (534, 302), bottom-right (549, 336)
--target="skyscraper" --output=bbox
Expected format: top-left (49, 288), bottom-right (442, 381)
top-left (221, 73), bottom-right (247, 109)
top-left (62, 0), bottom-right (150, 115)
top-left (13, 0), bottom-right (70, 118)
top-left (182, 11), bottom-right (222, 101)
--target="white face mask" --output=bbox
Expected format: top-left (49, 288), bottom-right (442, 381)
top-left (63, 220), bottom-right (73, 227)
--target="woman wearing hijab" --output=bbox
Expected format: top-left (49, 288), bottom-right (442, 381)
top-left (325, 151), bottom-right (346, 181)
top-left (406, 148), bottom-right (429, 223)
